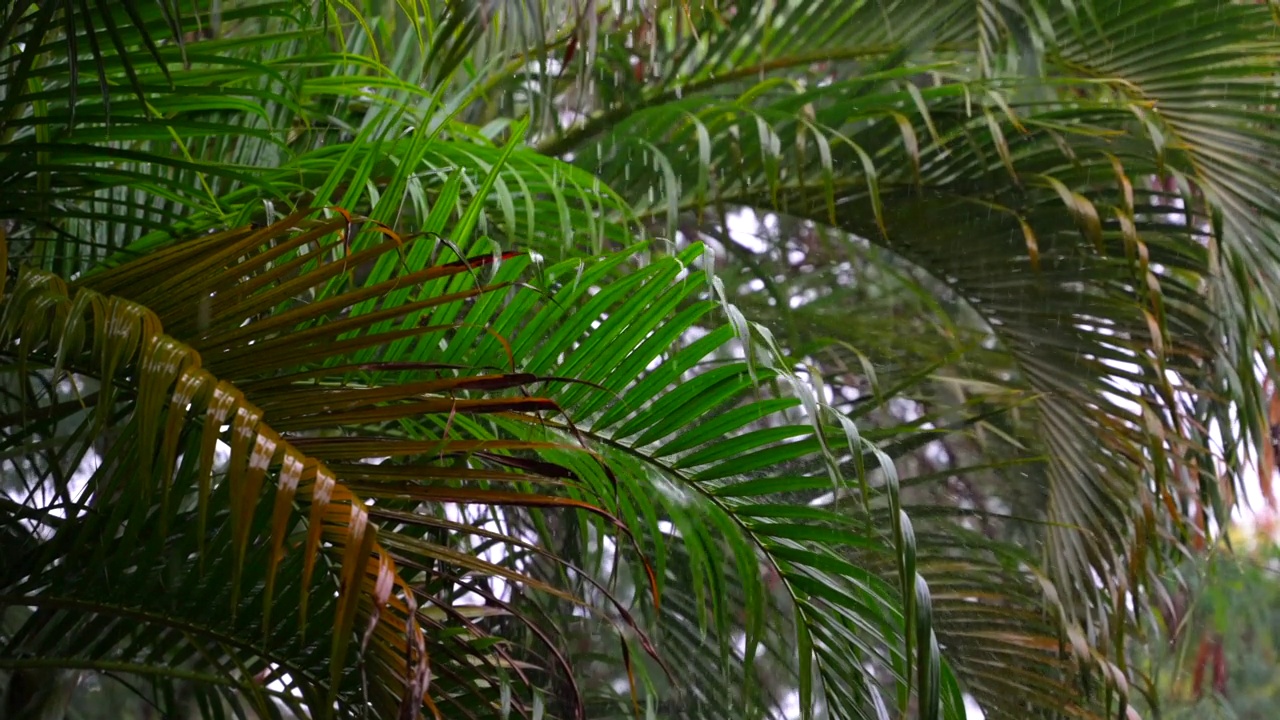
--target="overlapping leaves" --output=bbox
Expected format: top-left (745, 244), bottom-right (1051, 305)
top-left (7, 1), bottom-right (1279, 719)
top-left (1, 206), bottom-right (975, 719)
top-left (466, 238), bottom-right (1118, 719)
top-left (0, 212), bottom-right (655, 718)
top-left (0, 0), bottom-right (636, 276)
top-left (543, 0), bottom-right (1279, 677)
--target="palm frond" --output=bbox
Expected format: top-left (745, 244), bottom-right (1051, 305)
top-left (461, 237), bottom-right (1115, 719)
top-left (1, 0), bottom-right (636, 277)
top-left (537, 0), bottom-right (1280, 668)
top-left (1, 211), bottom-right (675, 718)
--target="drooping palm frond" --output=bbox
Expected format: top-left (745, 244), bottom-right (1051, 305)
top-left (1, 209), bottom-right (674, 719)
top-left (2, 227), bottom-right (433, 719)
top-left (466, 235), bottom-right (1137, 720)
top-left (530, 0), bottom-right (1280, 662)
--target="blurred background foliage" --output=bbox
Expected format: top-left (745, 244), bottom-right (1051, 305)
top-left (1137, 518), bottom-right (1280, 720)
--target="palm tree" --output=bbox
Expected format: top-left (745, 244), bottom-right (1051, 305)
top-left (4, 1), bottom-right (1280, 718)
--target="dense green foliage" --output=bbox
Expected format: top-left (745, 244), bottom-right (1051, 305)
top-left (4, 1), bottom-right (1280, 719)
